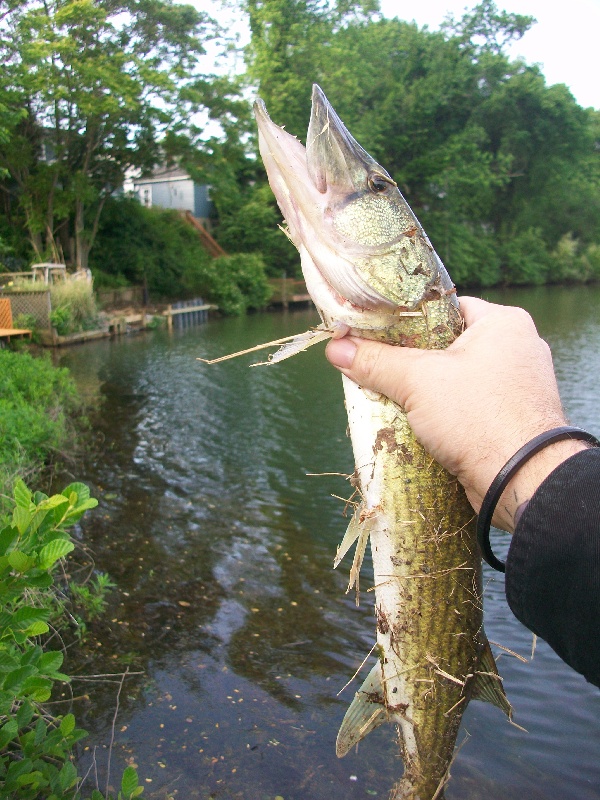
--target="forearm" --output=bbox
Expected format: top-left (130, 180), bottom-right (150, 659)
top-left (505, 448), bottom-right (600, 688)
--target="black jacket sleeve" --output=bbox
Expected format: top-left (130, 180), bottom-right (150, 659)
top-left (505, 447), bottom-right (600, 688)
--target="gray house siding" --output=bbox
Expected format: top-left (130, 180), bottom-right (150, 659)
top-left (134, 170), bottom-right (212, 220)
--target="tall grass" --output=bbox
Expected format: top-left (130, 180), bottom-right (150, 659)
top-left (50, 280), bottom-right (99, 334)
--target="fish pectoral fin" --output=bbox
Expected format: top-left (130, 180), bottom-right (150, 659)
top-left (336, 662), bottom-right (387, 758)
top-left (197, 327), bottom-right (334, 366)
top-left (470, 638), bottom-right (513, 719)
top-left (251, 328), bottom-right (333, 365)
top-left (334, 507), bottom-right (378, 603)
top-left (333, 509), bottom-right (363, 568)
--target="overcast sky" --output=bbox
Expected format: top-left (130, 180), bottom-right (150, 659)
top-left (195, 0), bottom-right (599, 111)
top-left (379, 0), bottom-right (599, 109)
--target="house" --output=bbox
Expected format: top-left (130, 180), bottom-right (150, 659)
top-left (132, 167), bottom-right (213, 226)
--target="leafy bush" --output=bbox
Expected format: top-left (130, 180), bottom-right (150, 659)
top-left (549, 234), bottom-right (600, 284)
top-left (91, 198), bottom-right (272, 313)
top-left (186, 253), bottom-right (272, 315)
top-left (500, 227), bottom-right (552, 285)
top-left (0, 480), bottom-right (143, 800)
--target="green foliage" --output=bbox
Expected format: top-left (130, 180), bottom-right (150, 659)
top-left (0, 480), bottom-right (143, 800)
top-left (66, 573), bottom-right (115, 642)
top-left (91, 197), bottom-right (271, 313)
top-left (500, 227), bottom-right (551, 285)
top-left (243, 0), bottom-right (600, 288)
top-left (202, 253), bottom-right (272, 315)
top-left (1, 0), bottom-right (599, 292)
top-left (0, 350), bottom-right (82, 502)
top-left (0, 0), bottom-right (218, 269)
top-left (49, 281), bottom-right (99, 335)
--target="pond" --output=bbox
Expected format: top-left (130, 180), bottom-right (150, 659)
top-left (57, 284), bottom-right (600, 800)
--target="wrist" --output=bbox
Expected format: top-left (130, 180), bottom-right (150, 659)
top-left (493, 438), bottom-right (590, 532)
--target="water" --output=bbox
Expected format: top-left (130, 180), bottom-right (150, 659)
top-left (57, 285), bottom-right (600, 800)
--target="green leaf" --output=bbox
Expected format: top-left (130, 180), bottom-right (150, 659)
top-left (21, 645), bottom-right (42, 666)
top-left (38, 494), bottom-right (71, 511)
top-left (12, 506), bottom-right (32, 535)
top-left (0, 719), bottom-right (18, 748)
top-left (12, 607), bottom-right (50, 630)
top-left (0, 527), bottom-right (18, 557)
top-left (0, 650), bottom-right (19, 672)
top-left (58, 760), bottom-right (77, 791)
top-left (25, 572), bottom-right (53, 589)
top-left (3, 665), bottom-right (37, 691)
top-left (8, 550), bottom-right (35, 573)
top-left (59, 713), bottom-right (75, 737)
top-left (62, 482), bottom-right (91, 503)
top-left (16, 769), bottom-right (44, 788)
top-left (21, 676), bottom-right (52, 702)
top-left (38, 539), bottom-right (75, 569)
top-left (39, 651), bottom-right (64, 674)
top-left (121, 765), bottom-right (141, 798)
top-left (16, 699), bottom-right (35, 730)
top-left (13, 480), bottom-right (32, 510)
top-left (24, 621), bottom-right (50, 636)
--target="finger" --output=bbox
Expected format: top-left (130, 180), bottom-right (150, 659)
top-left (456, 296), bottom-right (495, 327)
top-left (325, 336), bottom-right (424, 407)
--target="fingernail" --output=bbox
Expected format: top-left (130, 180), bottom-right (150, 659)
top-left (326, 337), bottom-right (357, 369)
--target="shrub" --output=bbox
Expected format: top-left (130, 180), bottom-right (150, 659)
top-left (0, 480), bottom-right (143, 800)
top-left (500, 227), bottom-right (551, 285)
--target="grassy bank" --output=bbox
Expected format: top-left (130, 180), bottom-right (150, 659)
top-left (0, 349), bottom-right (84, 506)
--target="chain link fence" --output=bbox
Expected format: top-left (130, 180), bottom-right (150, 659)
top-left (0, 291), bottom-right (52, 329)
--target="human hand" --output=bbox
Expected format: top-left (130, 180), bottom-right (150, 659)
top-left (325, 297), bottom-right (587, 531)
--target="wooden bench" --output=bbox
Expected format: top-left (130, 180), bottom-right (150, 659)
top-left (0, 297), bottom-right (32, 342)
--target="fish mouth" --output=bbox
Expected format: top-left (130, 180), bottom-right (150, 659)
top-left (254, 86), bottom-right (397, 313)
top-left (306, 85), bottom-right (394, 197)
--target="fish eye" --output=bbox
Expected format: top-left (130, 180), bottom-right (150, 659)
top-left (368, 173), bottom-right (395, 194)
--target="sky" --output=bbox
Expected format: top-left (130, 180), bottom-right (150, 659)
top-left (196, 0), bottom-right (600, 111)
top-left (378, 0), bottom-right (600, 109)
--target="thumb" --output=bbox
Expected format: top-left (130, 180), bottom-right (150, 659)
top-left (325, 336), bottom-right (425, 408)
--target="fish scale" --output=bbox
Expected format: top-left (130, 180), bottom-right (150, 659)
top-left (253, 84), bottom-right (512, 799)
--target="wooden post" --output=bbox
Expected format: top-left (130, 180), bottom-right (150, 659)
top-left (166, 304), bottom-right (173, 332)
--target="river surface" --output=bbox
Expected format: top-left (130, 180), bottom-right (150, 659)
top-left (57, 285), bottom-right (600, 800)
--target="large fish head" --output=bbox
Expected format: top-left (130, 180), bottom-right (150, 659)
top-left (254, 85), bottom-right (455, 330)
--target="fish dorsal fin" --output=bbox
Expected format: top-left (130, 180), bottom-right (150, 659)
top-left (470, 638), bottom-right (512, 719)
top-left (336, 662), bottom-right (387, 758)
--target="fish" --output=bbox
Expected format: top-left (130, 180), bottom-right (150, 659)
top-left (253, 85), bottom-right (512, 800)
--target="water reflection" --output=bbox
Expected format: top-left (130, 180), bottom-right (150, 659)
top-left (58, 291), bottom-right (600, 799)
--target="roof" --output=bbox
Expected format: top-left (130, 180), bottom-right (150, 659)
top-left (135, 166), bottom-right (191, 185)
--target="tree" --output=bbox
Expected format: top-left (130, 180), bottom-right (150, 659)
top-left (241, 0), bottom-right (599, 286)
top-left (0, 0), bottom-right (217, 269)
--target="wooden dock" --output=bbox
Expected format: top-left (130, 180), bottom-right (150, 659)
top-left (163, 300), bottom-right (213, 331)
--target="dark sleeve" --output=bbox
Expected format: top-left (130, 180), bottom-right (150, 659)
top-left (505, 447), bottom-right (600, 688)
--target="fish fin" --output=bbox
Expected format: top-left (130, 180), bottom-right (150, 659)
top-left (333, 510), bottom-right (362, 569)
top-left (251, 328), bottom-right (333, 365)
top-left (347, 527), bottom-right (369, 602)
top-left (470, 638), bottom-right (512, 719)
top-left (336, 662), bottom-right (387, 758)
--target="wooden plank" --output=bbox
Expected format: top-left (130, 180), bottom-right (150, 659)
top-left (162, 304), bottom-right (212, 316)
